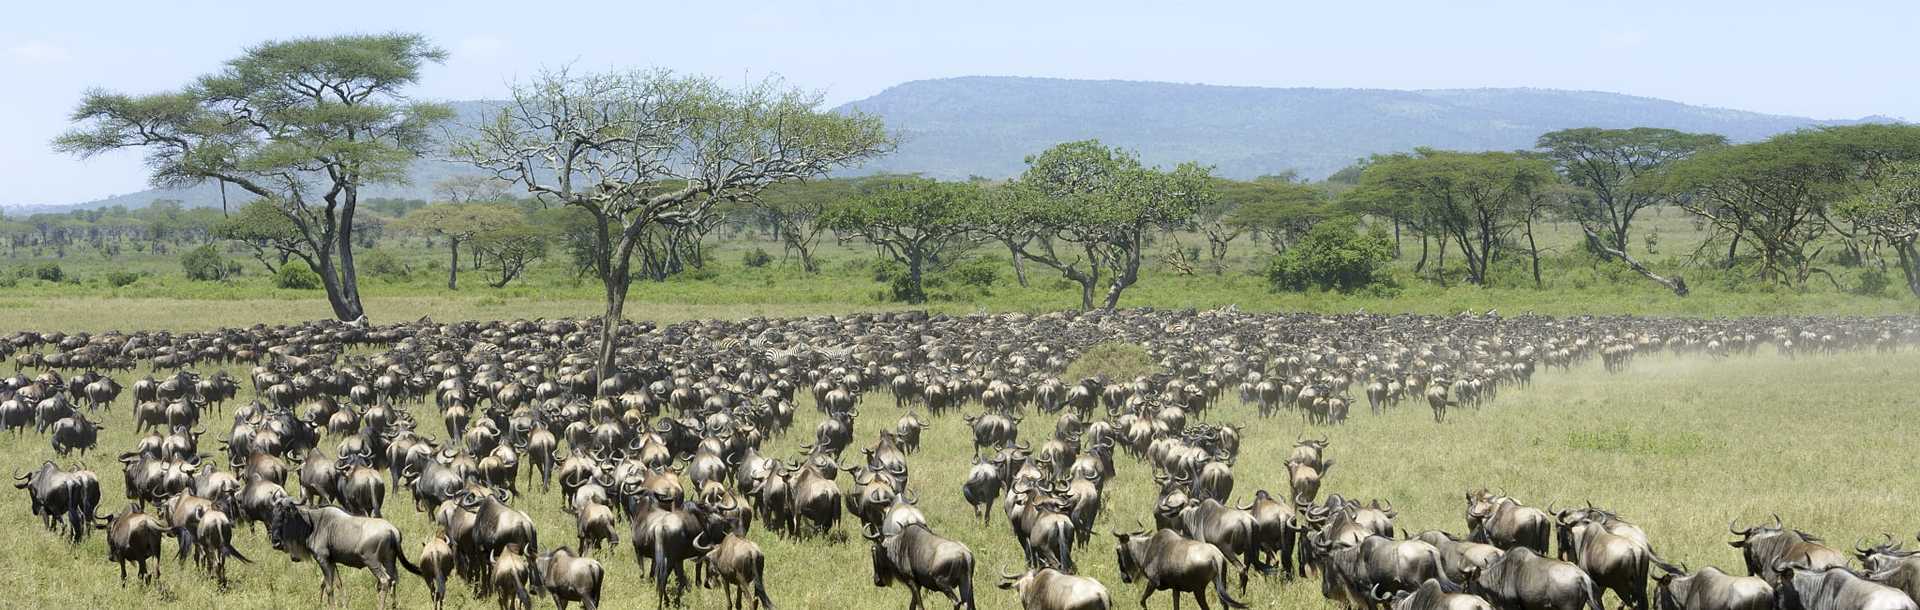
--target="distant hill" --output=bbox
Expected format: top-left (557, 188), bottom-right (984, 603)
top-left (17, 78), bottom-right (1901, 212)
top-left (834, 76), bottom-right (1899, 180)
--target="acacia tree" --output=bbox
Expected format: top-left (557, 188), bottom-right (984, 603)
top-left (981, 140), bottom-right (1214, 310)
top-left (821, 176), bottom-right (980, 303)
top-left (55, 34), bottom-right (451, 321)
top-left (1357, 149), bottom-right (1555, 286)
top-left (750, 178), bottom-right (856, 273)
top-left (458, 68), bottom-right (891, 380)
top-left (1223, 177), bottom-right (1332, 256)
top-left (472, 223), bottom-right (550, 288)
top-left (1538, 128), bottom-right (1722, 295)
top-left (392, 203), bottom-right (523, 289)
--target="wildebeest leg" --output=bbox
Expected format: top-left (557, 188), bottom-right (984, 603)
top-left (907, 583), bottom-right (924, 610)
top-left (1139, 586), bottom-right (1155, 609)
top-left (119, 558), bottom-right (128, 586)
top-left (175, 527), bottom-right (196, 565)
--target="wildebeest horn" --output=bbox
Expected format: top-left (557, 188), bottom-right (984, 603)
top-left (1771, 514), bottom-right (1782, 528)
top-left (861, 523), bottom-right (881, 541)
top-left (1730, 519), bottom-right (1747, 535)
top-left (691, 531), bottom-right (714, 552)
top-left (998, 564), bottom-right (1021, 581)
top-left (1369, 583), bottom-right (1395, 602)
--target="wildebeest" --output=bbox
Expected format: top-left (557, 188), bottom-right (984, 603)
top-left (1650, 561), bottom-right (1773, 610)
top-left (1564, 517), bottom-right (1653, 610)
top-left (1112, 527), bottom-right (1249, 610)
top-left (534, 546), bottom-right (606, 610)
top-left (1370, 578), bottom-right (1493, 610)
top-left (13, 460), bottom-right (99, 541)
top-left (105, 504), bottom-right (167, 586)
top-left (1465, 490), bottom-right (1551, 554)
top-left (867, 522), bottom-right (979, 610)
top-left (997, 566), bottom-right (1112, 610)
top-left (416, 531), bottom-right (458, 610)
top-left (1728, 516), bottom-right (1846, 587)
top-left (1311, 534), bottom-right (1453, 609)
top-left (1413, 530), bottom-right (1504, 586)
top-left (697, 532), bottom-right (774, 610)
top-left (267, 503), bottom-right (424, 609)
top-left (1855, 535), bottom-right (1920, 604)
top-left (491, 543), bottom-right (535, 610)
top-left (1178, 497), bottom-right (1276, 589)
top-left (1772, 564), bottom-right (1917, 610)
top-left (1465, 547), bottom-right (1604, 610)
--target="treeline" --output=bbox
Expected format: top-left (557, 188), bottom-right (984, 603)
top-left (43, 32), bottom-right (1920, 331)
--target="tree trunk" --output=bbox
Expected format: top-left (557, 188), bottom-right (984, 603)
top-left (1582, 225), bottom-right (1687, 297)
top-left (448, 239), bottom-right (460, 290)
top-left (1526, 217), bottom-right (1542, 289)
top-left (1007, 240), bottom-right (1030, 287)
top-left (595, 274), bottom-right (629, 391)
top-left (1413, 233), bottom-right (1429, 273)
top-left (906, 253), bottom-right (925, 304)
top-left (1895, 240), bottom-right (1920, 298)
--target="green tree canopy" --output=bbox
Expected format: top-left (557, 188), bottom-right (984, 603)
top-left (392, 203), bottom-right (525, 289)
top-left (822, 176), bottom-right (981, 303)
top-left (55, 33), bottom-right (452, 321)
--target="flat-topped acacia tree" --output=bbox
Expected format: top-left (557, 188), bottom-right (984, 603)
top-left (821, 176), bottom-right (982, 303)
top-left (456, 68), bottom-right (892, 381)
top-left (55, 33), bottom-right (451, 322)
top-left (980, 140), bottom-right (1214, 310)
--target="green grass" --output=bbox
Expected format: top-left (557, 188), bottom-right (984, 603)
top-left (3, 210), bottom-right (1916, 334)
top-left (0, 348), bottom-right (1914, 609)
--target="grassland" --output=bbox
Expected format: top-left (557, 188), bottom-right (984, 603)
top-left (0, 346), bottom-right (1913, 609)
top-left (2, 210), bottom-right (1915, 334)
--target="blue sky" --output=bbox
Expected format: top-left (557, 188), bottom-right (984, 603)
top-left (3, 0), bottom-right (1915, 207)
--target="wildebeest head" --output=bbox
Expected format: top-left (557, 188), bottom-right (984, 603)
top-left (267, 501), bottom-right (314, 560)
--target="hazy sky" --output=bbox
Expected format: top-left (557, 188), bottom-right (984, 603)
top-left (4, 0), bottom-right (1915, 206)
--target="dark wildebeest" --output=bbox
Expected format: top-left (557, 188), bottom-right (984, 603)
top-left (416, 531), bottom-right (458, 610)
top-left (1465, 490), bottom-right (1551, 555)
top-left (697, 532), bottom-right (774, 610)
top-left (1465, 547), bottom-right (1604, 610)
top-left (491, 543), bottom-right (534, 610)
top-left (1727, 516), bottom-right (1846, 587)
top-left (1412, 530), bottom-right (1503, 586)
top-left (105, 504), bottom-right (168, 586)
top-left (963, 456), bottom-right (1005, 525)
top-left (1855, 535), bottom-right (1920, 604)
top-left (1369, 578), bottom-right (1493, 610)
top-left (1112, 527), bottom-right (1249, 610)
top-left (1771, 564), bottom-right (1917, 610)
top-left (866, 523), bottom-right (979, 610)
top-left (1650, 560), bottom-right (1773, 610)
top-left (534, 546), bottom-right (606, 610)
top-left (996, 567), bottom-right (1112, 610)
top-left (1312, 534), bottom-right (1453, 610)
top-left (267, 503), bottom-right (424, 609)
top-left (194, 506), bottom-right (252, 589)
top-left (1178, 497), bottom-right (1276, 589)
top-left (1564, 517), bottom-right (1653, 610)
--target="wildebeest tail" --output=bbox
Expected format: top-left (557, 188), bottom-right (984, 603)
top-left (394, 533), bottom-right (424, 576)
top-left (753, 568), bottom-right (776, 610)
top-left (1056, 529), bottom-right (1074, 573)
top-left (654, 538), bottom-right (670, 598)
top-left (1214, 564), bottom-right (1249, 608)
top-left (1583, 573), bottom-right (1605, 610)
top-left (1427, 547), bottom-right (1457, 590)
top-left (227, 541), bottom-right (253, 564)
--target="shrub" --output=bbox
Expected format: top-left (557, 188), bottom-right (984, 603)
top-left (742, 248), bottom-right (773, 268)
top-left (1062, 342), bottom-right (1156, 381)
top-left (359, 249), bottom-right (410, 280)
top-left (105, 271), bottom-right (143, 288)
top-left (275, 260), bottom-right (324, 290)
top-left (1854, 269), bottom-right (1891, 296)
top-left (1264, 223), bottom-right (1393, 293)
top-left (944, 258), bottom-right (1000, 288)
top-left (180, 244), bottom-right (231, 281)
top-left (32, 262), bottom-right (63, 283)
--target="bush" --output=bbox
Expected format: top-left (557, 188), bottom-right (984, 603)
top-left (1264, 223), bottom-right (1393, 293)
top-left (944, 258), bottom-right (1000, 288)
top-left (180, 244), bottom-right (231, 281)
top-left (1854, 269), bottom-right (1891, 296)
top-left (275, 260), bottom-right (324, 290)
top-left (32, 262), bottom-right (63, 283)
top-left (741, 248), bottom-right (773, 269)
top-left (105, 271), bottom-right (143, 288)
top-left (359, 249), bottom-right (410, 280)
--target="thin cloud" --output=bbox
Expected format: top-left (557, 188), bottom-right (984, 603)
top-left (7, 40), bottom-right (70, 64)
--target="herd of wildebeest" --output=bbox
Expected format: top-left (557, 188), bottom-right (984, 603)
top-left (2, 308), bottom-right (1917, 610)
